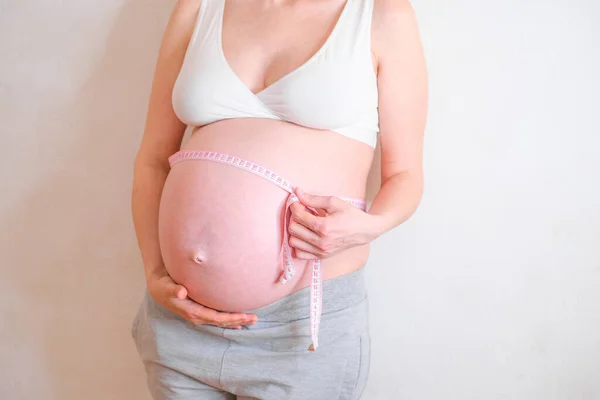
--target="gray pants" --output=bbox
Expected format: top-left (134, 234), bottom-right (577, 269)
top-left (131, 268), bottom-right (371, 399)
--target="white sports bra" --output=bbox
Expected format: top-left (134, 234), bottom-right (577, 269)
top-left (172, 0), bottom-right (380, 148)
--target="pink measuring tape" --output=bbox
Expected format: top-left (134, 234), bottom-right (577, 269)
top-left (168, 150), bottom-right (366, 351)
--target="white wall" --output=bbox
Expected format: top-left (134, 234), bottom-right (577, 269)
top-left (1, 1), bottom-right (598, 399)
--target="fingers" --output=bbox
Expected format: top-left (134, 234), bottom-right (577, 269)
top-left (150, 273), bottom-right (255, 329)
top-left (204, 307), bottom-right (258, 325)
top-left (288, 218), bottom-right (321, 247)
top-left (218, 322), bottom-right (243, 330)
top-left (175, 298), bottom-right (258, 328)
top-left (153, 270), bottom-right (258, 329)
top-left (294, 249), bottom-right (320, 260)
top-left (290, 202), bottom-right (327, 236)
top-left (173, 284), bottom-right (187, 300)
top-left (289, 235), bottom-right (324, 259)
top-left (294, 187), bottom-right (343, 213)
top-left (159, 274), bottom-right (188, 300)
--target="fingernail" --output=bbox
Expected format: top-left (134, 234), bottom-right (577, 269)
top-left (296, 187), bottom-right (304, 195)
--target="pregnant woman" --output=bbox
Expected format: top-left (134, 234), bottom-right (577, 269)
top-left (131, 0), bottom-right (427, 398)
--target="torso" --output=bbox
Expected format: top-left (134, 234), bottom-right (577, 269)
top-left (159, 0), bottom-right (379, 312)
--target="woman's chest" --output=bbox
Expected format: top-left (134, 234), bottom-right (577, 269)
top-left (221, 0), bottom-right (349, 93)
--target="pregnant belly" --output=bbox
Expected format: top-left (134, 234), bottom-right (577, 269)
top-left (158, 159), bottom-right (308, 312)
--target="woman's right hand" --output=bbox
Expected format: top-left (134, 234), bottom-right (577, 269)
top-left (146, 270), bottom-right (258, 329)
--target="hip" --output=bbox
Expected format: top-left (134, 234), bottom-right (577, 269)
top-left (130, 268), bottom-right (371, 399)
top-left (131, 266), bottom-right (371, 352)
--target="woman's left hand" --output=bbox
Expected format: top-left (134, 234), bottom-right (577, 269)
top-left (288, 187), bottom-right (381, 260)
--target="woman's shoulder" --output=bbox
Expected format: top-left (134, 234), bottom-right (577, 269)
top-left (372, 0), bottom-right (417, 32)
top-left (172, 0), bottom-right (202, 18)
top-left (371, 0), bottom-right (421, 59)
top-left (161, 0), bottom-right (202, 49)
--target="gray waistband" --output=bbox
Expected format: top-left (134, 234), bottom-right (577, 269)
top-left (244, 267), bottom-right (367, 322)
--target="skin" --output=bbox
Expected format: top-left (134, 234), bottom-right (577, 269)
top-left (290, 0), bottom-right (428, 259)
top-left (131, 0), bottom-right (427, 330)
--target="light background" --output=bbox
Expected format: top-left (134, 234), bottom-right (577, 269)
top-left (1, 0), bottom-right (599, 399)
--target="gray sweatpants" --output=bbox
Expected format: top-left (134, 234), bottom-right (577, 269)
top-left (131, 267), bottom-right (371, 400)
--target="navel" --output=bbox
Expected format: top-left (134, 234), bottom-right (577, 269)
top-left (192, 250), bottom-right (206, 265)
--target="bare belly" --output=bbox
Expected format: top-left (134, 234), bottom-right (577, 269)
top-left (158, 118), bottom-right (374, 312)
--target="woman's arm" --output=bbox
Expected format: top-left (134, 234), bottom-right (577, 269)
top-left (366, 0), bottom-right (428, 235)
top-left (132, 0), bottom-right (194, 282)
top-left (131, 0), bottom-right (257, 328)
top-left (287, 0), bottom-right (428, 258)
